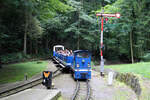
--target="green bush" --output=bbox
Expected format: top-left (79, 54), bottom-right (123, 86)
top-left (0, 51), bottom-right (51, 64)
top-left (141, 52), bottom-right (150, 62)
top-left (1, 52), bottom-right (32, 64)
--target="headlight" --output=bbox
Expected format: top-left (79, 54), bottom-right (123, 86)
top-left (77, 64), bottom-right (79, 67)
top-left (88, 63), bottom-right (90, 67)
top-left (82, 59), bottom-right (85, 63)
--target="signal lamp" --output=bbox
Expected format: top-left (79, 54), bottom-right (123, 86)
top-left (105, 18), bottom-right (108, 21)
top-left (116, 13), bottom-right (120, 18)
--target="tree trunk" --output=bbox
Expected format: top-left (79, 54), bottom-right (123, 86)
top-left (0, 57), bottom-right (2, 69)
top-left (130, 6), bottom-right (136, 63)
top-left (23, 3), bottom-right (28, 55)
top-left (23, 29), bottom-right (27, 55)
top-left (95, 0), bottom-right (97, 10)
top-left (35, 39), bottom-right (38, 55)
top-left (77, 34), bottom-right (80, 50)
top-left (130, 29), bottom-right (134, 63)
top-left (0, 44), bottom-right (2, 69)
top-left (30, 39), bottom-right (32, 54)
top-left (46, 38), bottom-right (49, 51)
top-left (77, 7), bottom-right (80, 50)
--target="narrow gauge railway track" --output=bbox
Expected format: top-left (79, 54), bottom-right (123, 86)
top-left (0, 67), bottom-right (62, 98)
top-left (71, 80), bottom-right (91, 100)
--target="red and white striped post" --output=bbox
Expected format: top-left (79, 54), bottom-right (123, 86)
top-left (96, 13), bottom-right (120, 77)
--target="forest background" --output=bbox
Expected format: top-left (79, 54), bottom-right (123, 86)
top-left (0, 0), bottom-right (150, 64)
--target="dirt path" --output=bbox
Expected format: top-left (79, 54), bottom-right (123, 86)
top-left (90, 71), bottom-right (137, 100)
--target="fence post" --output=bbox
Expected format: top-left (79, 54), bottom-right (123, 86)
top-left (108, 71), bottom-right (114, 86)
top-left (24, 73), bottom-right (28, 80)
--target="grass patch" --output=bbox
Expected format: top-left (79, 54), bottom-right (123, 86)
top-left (105, 62), bottom-right (150, 79)
top-left (0, 61), bottom-right (48, 84)
top-left (57, 96), bottom-right (64, 100)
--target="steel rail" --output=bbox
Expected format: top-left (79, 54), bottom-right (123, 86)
top-left (0, 68), bottom-right (62, 98)
top-left (71, 80), bottom-right (80, 100)
top-left (71, 80), bottom-right (91, 100)
top-left (86, 80), bottom-right (91, 100)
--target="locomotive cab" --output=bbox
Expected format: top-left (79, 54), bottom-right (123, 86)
top-left (74, 50), bottom-right (91, 80)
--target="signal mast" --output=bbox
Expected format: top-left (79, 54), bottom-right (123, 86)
top-left (96, 12), bottom-right (121, 76)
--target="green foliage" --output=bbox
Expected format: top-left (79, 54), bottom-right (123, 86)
top-left (0, 0), bottom-right (72, 59)
top-left (37, 0), bottom-right (72, 21)
top-left (141, 52), bottom-right (150, 62)
top-left (28, 17), bottom-right (43, 39)
top-left (1, 0), bottom-right (150, 63)
top-left (1, 52), bottom-right (31, 64)
top-left (94, 0), bottom-right (150, 62)
top-left (0, 51), bottom-right (51, 64)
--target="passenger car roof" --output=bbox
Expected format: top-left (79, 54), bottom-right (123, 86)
top-left (74, 50), bottom-right (89, 54)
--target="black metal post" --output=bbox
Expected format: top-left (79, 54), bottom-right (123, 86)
top-left (42, 71), bottom-right (52, 89)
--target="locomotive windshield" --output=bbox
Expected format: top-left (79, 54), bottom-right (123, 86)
top-left (76, 52), bottom-right (89, 58)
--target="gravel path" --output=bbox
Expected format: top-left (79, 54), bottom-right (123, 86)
top-left (90, 71), bottom-right (137, 100)
top-left (53, 73), bottom-right (76, 100)
top-left (49, 70), bottom-right (137, 100)
top-left (50, 61), bottom-right (137, 100)
top-left (32, 60), bottom-right (76, 100)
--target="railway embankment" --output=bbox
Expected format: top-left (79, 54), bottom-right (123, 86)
top-left (91, 71), bottom-right (137, 100)
top-left (103, 68), bottom-right (150, 100)
top-left (93, 61), bottom-right (150, 100)
top-left (0, 60), bottom-right (62, 99)
top-left (114, 72), bottom-right (150, 100)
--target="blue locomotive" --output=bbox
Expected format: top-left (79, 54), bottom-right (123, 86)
top-left (53, 45), bottom-right (91, 80)
top-left (72, 50), bottom-right (91, 79)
